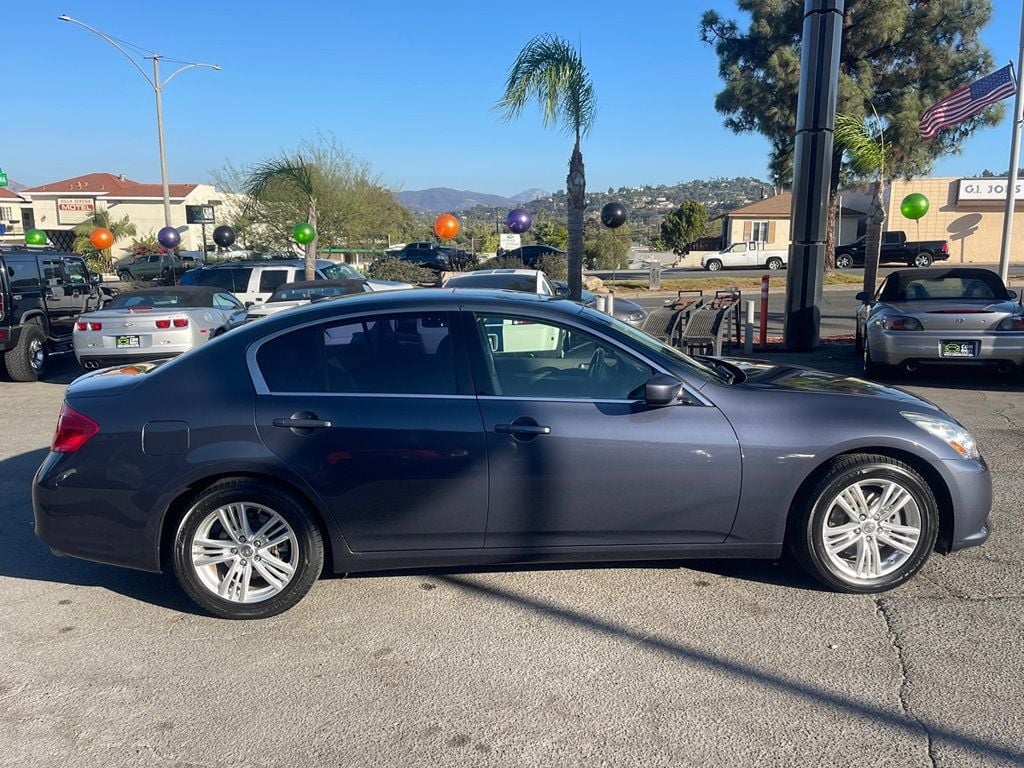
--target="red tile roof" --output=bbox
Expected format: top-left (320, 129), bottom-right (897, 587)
top-left (0, 188), bottom-right (24, 200)
top-left (22, 173), bottom-right (198, 198)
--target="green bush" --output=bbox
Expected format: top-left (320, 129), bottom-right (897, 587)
top-left (536, 254), bottom-right (568, 280)
top-left (365, 257), bottom-right (437, 284)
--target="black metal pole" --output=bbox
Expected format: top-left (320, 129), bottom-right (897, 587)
top-left (784, 0), bottom-right (844, 350)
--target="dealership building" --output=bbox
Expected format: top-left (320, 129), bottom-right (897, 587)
top-left (0, 172), bottom-right (231, 252)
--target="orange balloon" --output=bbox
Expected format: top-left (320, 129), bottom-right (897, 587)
top-left (89, 227), bottom-right (114, 249)
top-left (433, 213), bottom-right (460, 240)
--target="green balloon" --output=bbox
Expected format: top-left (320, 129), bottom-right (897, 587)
top-left (900, 193), bottom-right (929, 220)
top-left (25, 228), bottom-right (47, 246)
top-left (293, 222), bottom-right (316, 245)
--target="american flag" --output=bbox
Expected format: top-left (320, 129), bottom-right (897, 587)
top-left (920, 65), bottom-right (1017, 139)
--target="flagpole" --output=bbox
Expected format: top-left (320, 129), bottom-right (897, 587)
top-left (998, 8), bottom-right (1024, 283)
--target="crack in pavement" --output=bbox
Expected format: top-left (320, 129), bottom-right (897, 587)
top-left (875, 597), bottom-right (937, 768)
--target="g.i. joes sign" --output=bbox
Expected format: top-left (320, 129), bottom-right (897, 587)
top-left (56, 197), bottom-right (96, 225)
top-left (957, 178), bottom-right (1024, 202)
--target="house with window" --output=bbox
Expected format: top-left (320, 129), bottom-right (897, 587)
top-left (0, 187), bottom-right (30, 246)
top-left (721, 192), bottom-right (864, 250)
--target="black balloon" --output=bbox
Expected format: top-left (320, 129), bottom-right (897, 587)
top-left (600, 202), bottom-right (627, 229)
top-left (212, 225), bottom-right (236, 248)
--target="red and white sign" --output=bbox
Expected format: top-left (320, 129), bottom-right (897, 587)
top-left (57, 197), bottom-right (96, 225)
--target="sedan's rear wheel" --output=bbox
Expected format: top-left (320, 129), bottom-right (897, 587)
top-left (172, 479), bottom-right (323, 619)
top-left (912, 252), bottom-right (933, 268)
top-left (791, 455), bottom-right (938, 592)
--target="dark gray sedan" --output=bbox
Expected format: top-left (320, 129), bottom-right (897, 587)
top-left (34, 290), bottom-right (990, 619)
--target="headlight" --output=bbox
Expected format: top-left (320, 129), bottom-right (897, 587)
top-left (902, 412), bottom-right (980, 459)
top-left (997, 316), bottom-right (1024, 331)
top-left (880, 316), bottom-right (923, 331)
top-left (628, 311), bottom-right (645, 322)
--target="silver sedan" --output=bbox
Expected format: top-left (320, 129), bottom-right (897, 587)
top-left (857, 267), bottom-right (1024, 377)
top-left (74, 286), bottom-right (246, 370)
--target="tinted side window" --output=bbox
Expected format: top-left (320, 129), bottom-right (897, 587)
top-left (213, 293), bottom-right (242, 310)
top-left (258, 269), bottom-right (289, 293)
top-left (3, 257), bottom-right (41, 291)
top-left (42, 260), bottom-right (63, 284)
top-left (257, 313), bottom-right (458, 395)
top-left (196, 268), bottom-right (252, 292)
top-left (473, 314), bottom-right (652, 400)
top-left (65, 260), bottom-right (88, 285)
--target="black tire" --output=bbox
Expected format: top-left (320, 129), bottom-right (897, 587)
top-left (705, 259), bottom-right (723, 272)
top-left (118, 270), bottom-right (132, 282)
top-left (854, 325), bottom-right (864, 355)
top-left (911, 252), bottom-right (933, 268)
top-left (789, 454), bottom-right (939, 593)
top-left (835, 254), bottom-right (854, 269)
top-left (862, 341), bottom-right (893, 380)
top-left (4, 322), bottom-right (47, 382)
top-left (766, 257), bottom-right (784, 271)
top-left (172, 478), bottom-right (324, 619)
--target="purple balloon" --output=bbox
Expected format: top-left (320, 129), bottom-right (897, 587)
top-left (506, 208), bottom-right (532, 234)
top-left (157, 226), bottom-right (181, 249)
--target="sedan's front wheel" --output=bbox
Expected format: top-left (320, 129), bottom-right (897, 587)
top-left (172, 479), bottom-right (323, 619)
top-left (791, 455), bottom-right (938, 593)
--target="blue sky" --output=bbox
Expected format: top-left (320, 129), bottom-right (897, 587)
top-left (4, 1), bottom-right (1022, 195)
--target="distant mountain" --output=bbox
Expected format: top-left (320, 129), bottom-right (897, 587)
top-left (510, 188), bottom-right (548, 204)
top-left (395, 188), bottom-right (516, 213)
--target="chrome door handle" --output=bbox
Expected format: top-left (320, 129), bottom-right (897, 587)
top-left (495, 423), bottom-right (551, 435)
top-left (273, 417), bottom-right (332, 429)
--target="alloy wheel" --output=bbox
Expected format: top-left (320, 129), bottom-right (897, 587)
top-left (190, 502), bottom-right (299, 603)
top-left (819, 479), bottom-right (922, 583)
top-left (29, 339), bottom-right (45, 372)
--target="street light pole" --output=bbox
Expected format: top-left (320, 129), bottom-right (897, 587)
top-left (58, 15), bottom-right (220, 229)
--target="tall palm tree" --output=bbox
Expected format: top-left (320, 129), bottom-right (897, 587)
top-left (498, 34), bottom-right (595, 300)
top-left (834, 113), bottom-right (888, 301)
top-left (245, 157), bottom-right (318, 279)
top-left (72, 209), bottom-right (137, 270)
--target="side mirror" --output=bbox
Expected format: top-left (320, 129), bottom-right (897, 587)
top-left (89, 273), bottom-right (101, 285)
top-left (644, 373), bottom-right (683, 407)
top-left (855, 291), bottom-right (869, 303)
top-left (1008, 289), bottom-right (1018, 299)
top-left (555, 285), bottom-right (570, 298)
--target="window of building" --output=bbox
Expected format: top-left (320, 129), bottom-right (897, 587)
top-left (0, 206), bottom-right (13, 222)
top-left (751, 220), bottom-right (770, 242)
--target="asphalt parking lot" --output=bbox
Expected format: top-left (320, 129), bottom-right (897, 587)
top-left (1, 352), bottom-right (1022, 767)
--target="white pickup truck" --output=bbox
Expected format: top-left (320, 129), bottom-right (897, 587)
top-left (701, 243), bottom-right (788, 271)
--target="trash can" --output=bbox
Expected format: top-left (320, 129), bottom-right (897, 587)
top-left (649, 263), bottom-right (662, 291)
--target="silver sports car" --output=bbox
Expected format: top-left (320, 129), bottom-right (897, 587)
top-left (74, 286), bottom-right (247, 369)
top-left (857, 267), bottom-right (1024, 377)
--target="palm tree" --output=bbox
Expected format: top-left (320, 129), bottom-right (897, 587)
top-left (834, 113), bottom-right (888, 302)
top-left (72, 210), bottom-right (137, 271)
top-left (497, 34), bottom-right (595, 300)
top-left (245, 157), bottom-right (318, 279)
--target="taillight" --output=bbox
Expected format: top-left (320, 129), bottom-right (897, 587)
top-left (52, 403), bottom-right (99, 453)
top-left (173, 318), bottom-right (188, 328)
top-left (997, 316), bottom-right (1024, 331)
top-left (155, 319), bottom-right (171, 329)
top-left (941, 242), bottom-right (949, 253)
top-left (880, 316), bottom-right (923, 331)
top-left (76, 321), bottom-right (87, 331)
top-left (89, 322), bottom-right (102, 331)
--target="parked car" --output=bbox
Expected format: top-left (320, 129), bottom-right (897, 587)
top-left (444, 268), bottom-right (555, 295)
top-left (501, 244), bottom-right (565, 268)
top-left (0, 247), bottom-right (107, 381)
top-left (179, 258), bottom-right (404, 306)
top-left (35, 289), bottom-right (990, 618)
top-left (244, 279), bottom-right (373, 322)
top-left (114, 252), bottom-right (197, 284)
top-left (835, 231), bottom-right (951, 269)
top-left (857, 267), bottom-right (1024, 377)
top-left (701, 243), bottom-right (787, 271)
top-left (550, 279), bottom-right (648, 328)
top-left (391, 242), bottom-right (476, 272)
top-left (73, 286), bottom-right (247, 370)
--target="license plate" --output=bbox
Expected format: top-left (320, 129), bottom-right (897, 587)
top-left (940, 340), bottom-right (978, 358)
top-left (115, 335), bottom-right (141, 348)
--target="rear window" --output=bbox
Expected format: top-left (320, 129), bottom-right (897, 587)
top-left (320, 262), bottom-right (362, 280)
top-left (882, 273), bottom-right (1007, 301)
top-left (270, 284), bottom-right (365, 302)
top-left (3, 256), bottom-right (41, 291)
top-left (447, 274), bottom-right (536, 292)
top-left (195, 267), bottom-right (252, 292)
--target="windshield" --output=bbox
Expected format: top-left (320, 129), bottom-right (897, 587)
top-left (320, 262), bottom-right (362, 280)
top-left (578, 306), bottom-right (726, 384)
top-left (881, 273), bottom-right (1008, 302)
top-left (270, 285), bottom-right (362, 302)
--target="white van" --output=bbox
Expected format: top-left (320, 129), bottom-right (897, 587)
top-left (701, 243), bottom-right (788, 272)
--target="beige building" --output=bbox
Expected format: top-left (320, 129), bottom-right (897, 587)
top-left (885, 176), bottom-right (1024, 264)
top-left (0, 187), bottom-right (30, 244)
top-left (11, 173), bottom-right (232, 253)
top-left (722, 191), bottom-right (863, 249)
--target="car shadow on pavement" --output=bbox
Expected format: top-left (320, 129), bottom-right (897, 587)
top-left (437, 573), bottom-right (1024, 766)
top-left (0, 447), bottom-right (203, 616)
top-left (0, 352), bottom-right (84, 386)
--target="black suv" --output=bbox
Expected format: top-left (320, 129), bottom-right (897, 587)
top-left (501, 244), bottom-right (565, 268)
top-left (0, 248), bottom-right (107, 381)
top-left (391, 242), bottom-right (476, 271)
